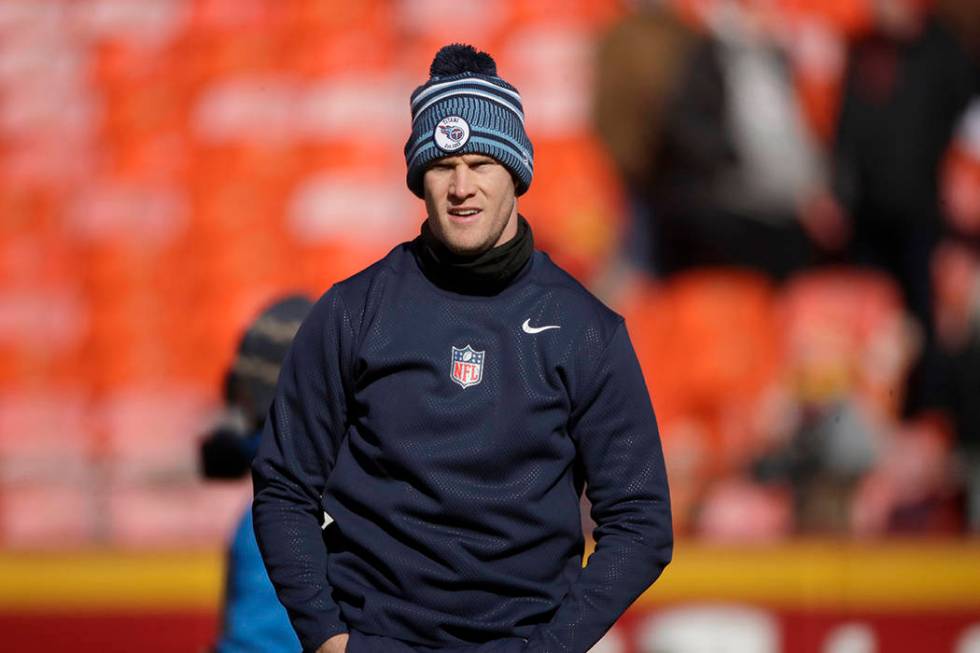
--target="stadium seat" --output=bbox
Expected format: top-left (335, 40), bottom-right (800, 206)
top-left (106, 479), bottom-right (251, 548)
top-left (0, 389), bottom-right (93, 475)
top-left (507, 0), bottom-right (622, 27)
top-left (617, 270), bottom-right (782, 533)
top-left (778, 268), bottom-right (915, 419)
top-left (0, 482), bottom-right (94, 548)
top-left (98, 386), bottom-right (216, 479)
top-left (697, 476), bottom-right (793, 542)
top-left (285, 23), bottom-right (397, 78)
top-left (662, 269), bottom-right (779, 410)
top-left (518, 136), bottom-right (625, 283)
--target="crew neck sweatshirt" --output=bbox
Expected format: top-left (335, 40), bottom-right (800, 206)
top-left (252, 239), bottom-right (672, 653)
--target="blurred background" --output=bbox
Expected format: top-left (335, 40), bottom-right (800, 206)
top-left (1, 0), bottom-right (979, 651)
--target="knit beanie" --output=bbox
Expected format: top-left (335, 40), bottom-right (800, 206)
top-left (404, 43), bottom-right (534, 198)
top-left (229, 294), bottom-right (313, 427)
top-left (201, 294), bottom-right (313, 480)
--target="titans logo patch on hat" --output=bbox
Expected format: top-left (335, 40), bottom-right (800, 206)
top-left (434, 116), bottom-right (470, 152)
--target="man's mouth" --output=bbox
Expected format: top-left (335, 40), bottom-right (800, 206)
top-left (448, 208), bottom-right (481, 218)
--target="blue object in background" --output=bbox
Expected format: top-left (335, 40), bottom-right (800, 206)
top-left (215, 505), bottom-right (301, 653)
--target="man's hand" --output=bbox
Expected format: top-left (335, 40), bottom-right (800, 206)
top-left (315, 633), bottom-right (349, 653)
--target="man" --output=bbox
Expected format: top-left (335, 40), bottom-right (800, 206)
top-left (252, 44), bottom-right (672, 653)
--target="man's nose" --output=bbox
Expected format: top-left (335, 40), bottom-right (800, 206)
top-left (449, 166), bottom-right (475, 199)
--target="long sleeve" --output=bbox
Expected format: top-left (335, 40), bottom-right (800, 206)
top-left (252, 288), bottom-right (355, 653)
top-left (525, 321), bottom-right (673, 653)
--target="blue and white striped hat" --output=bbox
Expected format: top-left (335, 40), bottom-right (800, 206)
top-left (404, 44), bottom-right (534, 198)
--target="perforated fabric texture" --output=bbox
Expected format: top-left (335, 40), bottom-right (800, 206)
top-left (252, 243), bottom-right (671, 653)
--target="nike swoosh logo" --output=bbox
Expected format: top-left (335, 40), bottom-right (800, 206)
top-left (522, 319), bottom-right (560, 334)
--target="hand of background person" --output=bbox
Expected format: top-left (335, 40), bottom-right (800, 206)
top-left (799, 188), bottom-right (850, 252)
top-left (316, 633), bottom-right (349, 653)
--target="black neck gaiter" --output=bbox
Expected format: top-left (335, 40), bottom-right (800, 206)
top-left (413, 215), bottom-right (534, 295)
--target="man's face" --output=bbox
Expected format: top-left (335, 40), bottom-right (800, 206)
top-left (423, 153), bottom-right (518, 255)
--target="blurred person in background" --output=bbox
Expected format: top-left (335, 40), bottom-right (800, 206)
top-left (933, 0), bottom-right (980, 530)
top-left (595, 0), bottom-right (826, 281)
top-left (749, 0), bottom-right (979, 533)
top-left (592, 3), bottom-right (708, 274)
top-left (200, 295), bottom-right (313, 653)
top-left (936, 94), bottom-right (980, 530)
top-left (252, 44), bottom-right (672, 653)
top-left (745, 271), bottom-right (920, 535)
top-left (831, 0), bottom-right (977, 416)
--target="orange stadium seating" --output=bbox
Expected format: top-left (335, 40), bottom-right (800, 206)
top-left (0, 0), bottom-right (975, 552)
top-left (1, 3), bottom-right (979, 653)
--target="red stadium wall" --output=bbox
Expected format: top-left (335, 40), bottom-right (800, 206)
top-left (3, 541), bottom-right (979, 653)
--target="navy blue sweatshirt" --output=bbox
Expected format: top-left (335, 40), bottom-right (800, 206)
top-left (252, 241), bottom-right (672, 653)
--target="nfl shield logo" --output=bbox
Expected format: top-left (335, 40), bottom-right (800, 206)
top-left (451, 345), bottom-right (485, 389)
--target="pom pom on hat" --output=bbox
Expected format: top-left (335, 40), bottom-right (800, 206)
top-left (429, 43), bottom-right (497, 78)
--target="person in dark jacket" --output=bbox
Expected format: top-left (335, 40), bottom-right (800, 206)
top-left (252, 44), bottom-right (672, 653)
top-left (200, 295), bottom-right (313, 653)
top-left (832, 0), bottom-right (977, 413)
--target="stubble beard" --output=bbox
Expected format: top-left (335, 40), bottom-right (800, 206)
top-left (429, 198), bottom-right (516, 257)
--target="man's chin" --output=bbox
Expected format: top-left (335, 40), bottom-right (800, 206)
top-left (443, 239), bottom-right (491, 257)
top-left (434, 226), bottom-right (486, 256)
top-left (427, 218), bottom-right (499, 256)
